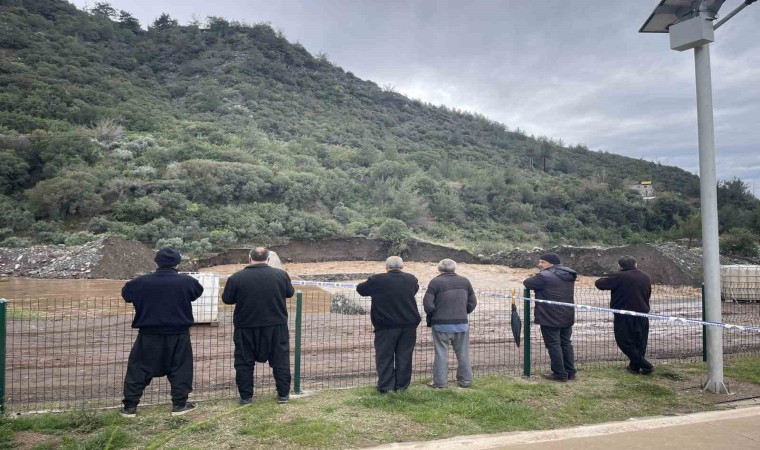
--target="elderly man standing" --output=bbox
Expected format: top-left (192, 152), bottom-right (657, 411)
top-left (424, 259), bottom-right (477, 388)
top-left (595, 255), bottom-right (654, 375)
top-left (120, 248), bottom-right (204, 417)
top-left (523, 253), bottom-right (578, 382)
top-left (222, 246), bottom-right (295, 404)
top-left (356, 256), bottom-right (420, 393)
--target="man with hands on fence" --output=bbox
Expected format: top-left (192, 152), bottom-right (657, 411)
top-left (523, 253), bottom-right (578, 382)
top-left (424, 259), bottom-right (477, 389)
top-left (119, 247), bottom-right (204, 418)
top-left (356, 256), bottom-right (421, 393)
top-left (222, 246), bottom-right (295, 405)
top-left (595, 255), bottom-right (654, 375)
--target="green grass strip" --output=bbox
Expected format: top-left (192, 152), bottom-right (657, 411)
top-left (103, 426), bottom-right (120, 450)
top-left (144, 404), bottom-right (249, 450)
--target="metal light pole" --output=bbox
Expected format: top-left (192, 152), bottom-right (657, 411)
top-left (694, 40), bottom-right (726, 393)
top-left (641, 0), bottom-right (756, 393)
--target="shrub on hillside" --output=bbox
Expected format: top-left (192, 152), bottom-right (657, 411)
top-left (720, 228), bottom-right (759, 258)
top-left (375, 218), bottom-right (410, 255)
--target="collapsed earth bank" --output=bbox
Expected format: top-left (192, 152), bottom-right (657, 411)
top-left (1, 236), bottom-right (749, 285)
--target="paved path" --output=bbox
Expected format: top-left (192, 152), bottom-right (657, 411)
top-left (370, 403), bottom-right (760, 449)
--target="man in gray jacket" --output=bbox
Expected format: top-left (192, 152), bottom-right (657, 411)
top-left (523, 253), bottom-right (577, 382)
top-left (423, 259), bottom-right (477, 388)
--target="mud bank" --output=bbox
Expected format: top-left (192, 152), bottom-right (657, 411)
top-left (1, 237), bottom-right (746, 285)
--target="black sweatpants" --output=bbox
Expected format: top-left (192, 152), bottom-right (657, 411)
top-left (123, 332), bottom-right (193, 408)
top-left (614, 314), bottom-right (652, 371)
top-left (233, 325), bottom-right (291, 399)
top-left (374, 327), bottom-right (417, 393)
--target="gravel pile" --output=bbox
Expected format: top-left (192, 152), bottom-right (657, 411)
top-left (0, 237), bottom-right (156, 279)
top-left (330, 292), bottom-right (369, 315)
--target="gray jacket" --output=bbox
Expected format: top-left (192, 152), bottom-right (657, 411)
top-left (423, 273), bottom-right (477, 325)
top-left (523, 265), bottom-right (577, 328)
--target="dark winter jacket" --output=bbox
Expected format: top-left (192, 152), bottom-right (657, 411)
top-left (222, 263), bottom-right (295, 328)
top-left (523, 265), bottom-right (577, 327)
top-left (356, 270), bottom-right (421, 330)
top-left (121, 268), bottom-right (204, 334)
top-left (423, 273), bottom-right (477, 326)
top-left (595, 268), bottom-right (652, 313)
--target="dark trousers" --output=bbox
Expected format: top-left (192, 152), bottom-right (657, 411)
top-left (540, 325), bottom-right (576, 380)
top-left (374, 327), bottom-right (417, 393)
top-left (614, 315), bottom-right (652, 371)
top-left (123, 332), bottom-right (193, 408)
top-left (233, 325), bottom-right (291, 399)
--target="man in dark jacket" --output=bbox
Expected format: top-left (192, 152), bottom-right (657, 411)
top-left (120, 248), bottom-right (204, 417)
top-left (222, 246), bottom-right (295, 404)
top-left (423, 259), bottom-right (477, 388)
top-left (595, 255), bottom-right (654, 375)
top-left (356, 256), bottom-right (420, 393)
top-left (523, 253), bottom-right (577, 382)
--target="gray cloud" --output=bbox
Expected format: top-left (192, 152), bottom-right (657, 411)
top-left (70, 0), bottom-right (760, 195)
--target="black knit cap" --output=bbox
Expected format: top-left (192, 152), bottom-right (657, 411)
top-left (154, 247), bottom-right (182, 267)
top-left (539, 253), bottom-right (561, 265)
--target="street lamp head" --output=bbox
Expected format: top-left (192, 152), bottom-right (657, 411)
top-left (639, 0), bottom-right (726, 33)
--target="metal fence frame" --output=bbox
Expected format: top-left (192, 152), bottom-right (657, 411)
top-left (2, 283), bottom-right (759, 414)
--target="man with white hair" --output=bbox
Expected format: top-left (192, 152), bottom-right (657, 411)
top-left (356, 256), bottom-right (421, 393)
top-left (423, 259), bottom-right (477, 388)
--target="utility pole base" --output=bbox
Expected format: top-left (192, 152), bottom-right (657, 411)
top-left (702, 379), bottom-right (730, 394)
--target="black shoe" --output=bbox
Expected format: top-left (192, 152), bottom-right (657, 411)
top-left (239, 397), bottom-right (253, 405)
top-left (541, 372), bottom-right (568, 382)
top-left (277, 395), bottom-right (289, 404)
top-left (171, 402), bottom-right (197, 416)
top-left (456, 382), bottom-right (472, 388)
top-left (641, 366), bottom-right (655, 375)
top-left (427, 381), bottom-right (446, 389)
top-left (119, 406), bottom-right (137, 418)
top-left (568, 373), bottom-right (577, 381)
top-left (626, 365), bottom-right (641, 375)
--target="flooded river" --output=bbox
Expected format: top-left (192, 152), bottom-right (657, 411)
top-left (0, 278), bottom-right (127, 300)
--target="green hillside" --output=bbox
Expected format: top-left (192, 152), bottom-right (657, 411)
top-left (1, 0), bottom-right (759, 256)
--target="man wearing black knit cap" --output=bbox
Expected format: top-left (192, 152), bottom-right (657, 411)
top-left (595, 256), bottom-right (654, 375)
top-left (523, 253), bottom-right (578, 382)
top-left (119, 248), bottom-right (204, 417)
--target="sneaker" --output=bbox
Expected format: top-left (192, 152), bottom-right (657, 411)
top-left (118, 406), bottom-right (137, 418)
top-left (276, 395), bottom-right (289, 404)
top-left (626, 365), bottom-right (641, 375)
top-left (540, 372), bottom-right (568, 382)
top-left (171, 402), bottom-right (197, 416)
top-left (641, 366), bottom-right (655, 375)
top-left (568, 373), bottom-right (577, 381)
top-left (239, 397), bottom-right (253, 405)
top-left (427, 381), bottom-right (446, 389)
top-left (456, 382), bottom-right (472, 388)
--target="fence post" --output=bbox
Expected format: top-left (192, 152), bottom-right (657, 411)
top-left (523, 288), bottom-right (531, 378)
top-left (0, 299), bottom-right (6, 415)
top-left (294, 291), bottom-right (303, 394)
top-left (702, 284), bottom-right (707, 363)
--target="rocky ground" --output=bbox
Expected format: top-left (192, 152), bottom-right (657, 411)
top-left (0, 236), bottom-right (156, 279)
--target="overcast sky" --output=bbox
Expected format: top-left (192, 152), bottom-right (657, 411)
top-left (71, 0), bottom-right (760, 195)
